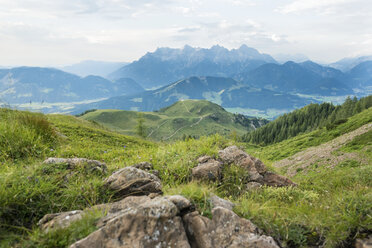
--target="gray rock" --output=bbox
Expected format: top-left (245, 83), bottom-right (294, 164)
top-left (183, 207), bottom-right (279, 248)
top-left (165, 195), bottom-right (193, 214)
top-left (104, 167), bottom-right (162, 199)
top-left (38, 210), bottom-right (83, 232)
top-left (209, 194), bottom-right (235, 211)
top-left (133, 161), bottom-right (153, 171)
top-left (197, 155), bottom-right (212, 164)
top-left (192, 159), bottom-right (222, 181)
top-left (219, 146), bottom-right (296, 187)
top-left (70, 197), bottom-right (190, 248)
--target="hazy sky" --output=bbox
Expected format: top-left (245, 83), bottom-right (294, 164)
top-left (0, 0), bottom-right (371, 66)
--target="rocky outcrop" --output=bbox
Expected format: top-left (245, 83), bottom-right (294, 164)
top-left (104, 166), bottom-right (162, 199)
top-left (71, 197), bottom-right (191, 248)
top-left (37, 162), bottom-right (280, 248)
top-left (43, 157), bottom-right (107, 174)
top-left (183, 207), bottom-right (279, 248)
top-left (191, 158), bottom-right (222, 181)
top-left (218, 146), bottom-right (296, 187)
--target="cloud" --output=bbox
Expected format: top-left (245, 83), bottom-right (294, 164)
top-left (0, 0), bottom-right (176, 19)
top-left (171, 20), bottom-right (288, 49)
top-left (278, 0), bottom-right (358, 13)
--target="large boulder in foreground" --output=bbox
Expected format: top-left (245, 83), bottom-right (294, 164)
top-left (218, 146), bottom-right (296, 187)
top-left (70, 197), bottom-right (191, 248)
top-left (104, 166), bottom-right (162, 199)
top-left (183, 207), bottom-right (279, 248)
top-left (39, 194), bottom-right (279, 248)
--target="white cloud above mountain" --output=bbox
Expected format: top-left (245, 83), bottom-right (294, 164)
top-left (0, 0), bottom-right (371, 66)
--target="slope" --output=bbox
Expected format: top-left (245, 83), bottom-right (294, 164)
top-left (243, 95), bottom-right (372, 145)
top-left (80, 100), bottom-right (268, 141)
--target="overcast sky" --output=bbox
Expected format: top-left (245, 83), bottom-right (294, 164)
top-left (0, 0), bottom-right (371, 66)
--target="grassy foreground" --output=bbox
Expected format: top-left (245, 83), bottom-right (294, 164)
top-left (0, 107), bottom-right (371, 247)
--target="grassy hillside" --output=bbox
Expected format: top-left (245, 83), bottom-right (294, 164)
top-left (245, 107), bottom-right (372, 163)
top-left (80, 100), bottom-right (267, 141)
top-left (0, 107), bottom-right (371, 248)
top-left (243, 95), bottom-right (372, 146)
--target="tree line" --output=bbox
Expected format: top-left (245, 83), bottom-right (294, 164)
top-left (242, 95), bottom-right (372, 145)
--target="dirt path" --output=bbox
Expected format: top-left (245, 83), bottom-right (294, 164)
top-left (147, 120), bottom-right (169, 138)
top-left (181, 100), bottom-right (191, 114)
top-left (273, 123), bottom-right (372, 177)
top-left (163, 116), bottom-right (206, 140)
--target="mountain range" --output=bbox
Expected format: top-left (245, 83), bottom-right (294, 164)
top-left (0, 67), bottom-right (144, 105)
top-left (329, 55), bottom-right (372, 72)
top-left (108, 45), bottom-right (276, 89)
top-left (1, 45), bottom-right (372, 117)
top-left (238, 61), bottom-right (351, 96)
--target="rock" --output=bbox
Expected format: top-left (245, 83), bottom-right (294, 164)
top-left (104, 167), bottom-right (162, 199)
top-left (183, 207), bottom-right (279, 248)
top-left (209, 194), bottom-right (235, 211)
top-left (356, 236), bottom-right (372, 248)
top-left (197, 155), bottom-right (212, 164)
top-left (192, 159), bottom-right (222, 181)
top-left (39, 194), bottom-right (279, 248)
top-left (246, 182), bottom-right (262, 190)
top-left (38, 210), bottom-right (83, 232)
top-left (133, 162), bottom-right (160, 178)
top-left (219, 146), bottom-right (295, 187)
top-left (218, 146), bottom-right (265, 181)
top-left (90, 195), bottom-right (151, 215)
top-left (165, 195), bottom-right (194, 215)
top-left (133, 161), bottom-right (153, 171)
top-left (260, 171), bottom-right (297, 187)
top-left (70, 197), bottom-right (191, 248)
top-left (43, 157), bottom-right (107, 174)
top-left (218, 146), bottom-right (248, 164)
